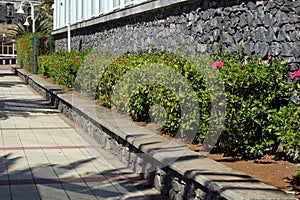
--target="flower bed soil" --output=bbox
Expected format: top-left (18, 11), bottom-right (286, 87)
top-left (207, 153), bottom-right (299, 199)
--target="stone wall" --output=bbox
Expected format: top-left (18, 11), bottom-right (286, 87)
top-left (53, 0), bottom-right (300, 62)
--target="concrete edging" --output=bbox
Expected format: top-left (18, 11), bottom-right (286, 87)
top-left (13, 67), bottom-right (297, 200)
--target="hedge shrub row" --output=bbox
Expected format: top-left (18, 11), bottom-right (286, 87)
top-left (38, 50), bottom-right (90, 88)
top-left (16, 33), bottom-right (52, 73)
top-left (38, 49), bottom-right (300, 160)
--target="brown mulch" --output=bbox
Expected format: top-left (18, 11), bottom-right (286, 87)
top-left (207, 153), bottom-right (299, 198)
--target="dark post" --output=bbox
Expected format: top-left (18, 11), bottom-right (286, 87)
top-left (32, 34), bottom-right (37, 74)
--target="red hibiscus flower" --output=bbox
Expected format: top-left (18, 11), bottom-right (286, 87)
top-left (290, 69), bottom-right (300, 80)
top-left (268, 55), bottom-right (272, 61)
top-left (212, 61), bottom-right (224, 68)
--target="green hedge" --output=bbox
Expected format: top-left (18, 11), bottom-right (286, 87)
top-left (214, 50), bottom-right (296, 158)
top-left (39, 49), bottom-right (300, 160)
top-left (38, 50), bottom-right (90, 88)
top-left (17, 33), bottom-right (52, 73)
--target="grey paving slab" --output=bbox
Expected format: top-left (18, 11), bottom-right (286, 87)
top-left (10, 185), bottom-right (40, 200)
top-left (0, 186), bottom-right (11, 200)
top-left (86, 181), bottom-right (123, 200)
top-left (30, 165), bottom-right (58, 179)
top-left (37, 184), bottom-right (69, 200)
top-left (62, 182), bottom-right (98, 200)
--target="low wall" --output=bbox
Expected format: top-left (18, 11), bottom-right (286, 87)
top-left (53, 0), bottom-right (300, 62)
top-left (13, 67), bottom-right (297, 200)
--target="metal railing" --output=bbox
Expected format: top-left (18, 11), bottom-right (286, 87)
top-left (0, 44), bottom-right (17, 65)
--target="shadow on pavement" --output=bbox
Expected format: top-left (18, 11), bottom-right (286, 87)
top-left (0, 153), bottom-right (167, 199)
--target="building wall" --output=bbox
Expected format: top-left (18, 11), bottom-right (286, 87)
top-left (54, 0), bottom-right (149, 30)
top-left (53, 0), bottom-right (300, 62)
top-left (0, 2), bottom-right (20, 24)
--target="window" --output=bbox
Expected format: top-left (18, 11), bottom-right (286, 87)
top-left (113, 0), bottom-right (120, 9)
top-left (70, 0), bottom-right (77, 23)
top-left (99, 0), bottom-right (105, 14)
top-left (125, 0), bottom-right (135, 6)
top-left (56, 0), bottom-right (65, 28)
top-left (6, 3), bottom-right (14, 18)
top-left (92, 0), bottom-right (100, 17)
top-left (76, 0), bottom-right (83, 20)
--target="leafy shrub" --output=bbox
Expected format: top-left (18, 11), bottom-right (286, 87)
top-left (40, 48), bottom-right (299, 160)
top-left (17, 33), bottom-right (52, 72)
top-left (269, 68), bottom-right (300, 161)
top-left (94, 51), bottom-right (213, 141)
top-left (214, 50), bottom-right (295, 158)
top-left (74, 52), bottom-right (112, 98)
top-left (269, 103), bottom-right (300, 161)
top-left (16, 34), bottom-right (33, 71)
top-left (38, 50), bottom-right (91, 87)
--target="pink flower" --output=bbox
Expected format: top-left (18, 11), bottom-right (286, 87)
top-left (89, 55), bottom-right (95, 59)
top-left (268, 55), bottom-right (272, 61)
top-left (75, 60), bottom-right (80, 63)
top-left (212, 61), bottom-right (224, 68)
top-left (241, 63), bottom-right (245, 70)
top-left (290, 69), bottom-right (300, 80)
top-left (75, 56), bottom-right (80, 59)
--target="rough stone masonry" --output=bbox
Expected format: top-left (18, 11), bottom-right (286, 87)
top-left (54, 0), bottom-right (300, 63)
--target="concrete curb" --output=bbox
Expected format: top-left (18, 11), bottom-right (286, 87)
top-left (13, 67), bottom-right (297, 200)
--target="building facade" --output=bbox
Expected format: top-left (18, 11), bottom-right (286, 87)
top-left (53, 0), bottom-right (300, 62)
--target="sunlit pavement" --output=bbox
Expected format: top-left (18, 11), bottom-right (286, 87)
top-left (0, 66), bottom-right (165, 200)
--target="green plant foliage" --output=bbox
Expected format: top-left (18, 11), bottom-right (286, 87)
top-left (38, 50), bottom-right (91, 87)
top-left (94, 51), bottom-right (213, 142)
top-left (39, 47), bottom-right (299, 161)
top-left (16, 34), bottom-right (33, 71)
top-left (268, 103), bottom-right (300, 161)
top-left (17, 33), bottom-right (53, 72)
top-left (75, 52), bottom-right (112, 98)
top-left (9, 14), bottom-right (52, 38)
top-left (214, 49), bottom-right (295, 158)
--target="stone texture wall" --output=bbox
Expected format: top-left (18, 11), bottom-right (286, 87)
top-left (53, 0), bottom-right (300, 62)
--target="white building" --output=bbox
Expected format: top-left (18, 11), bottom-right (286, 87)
top-left (53, 0), bottom-right (185, 30)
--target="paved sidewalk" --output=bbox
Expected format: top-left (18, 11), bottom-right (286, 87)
top-left (0, 66), bottom-right (164, 200)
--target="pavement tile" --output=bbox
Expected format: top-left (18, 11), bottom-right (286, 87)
top-left (30, 165), bottom-right (58, 179)
top-left (62, 182), bottom-right (98, 200)
top-left (33, 133), bottom-right (57, 146)
top-left (63, 132), bottom-right (87, 146)
top-left (37, 184), bottom-right (69, 200)
top-left (0, 186), bottom-right (11, 200)
top-left (0, 121), bottom-right (15, 129)
top-left (10, 185), bottom-right (40, 200)
top-left (0, 167), bottom-right (8, 181)
top-left (86, 181), bottom-right (122, 199)
top-left (49, 131), bottom-right (75, 146)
